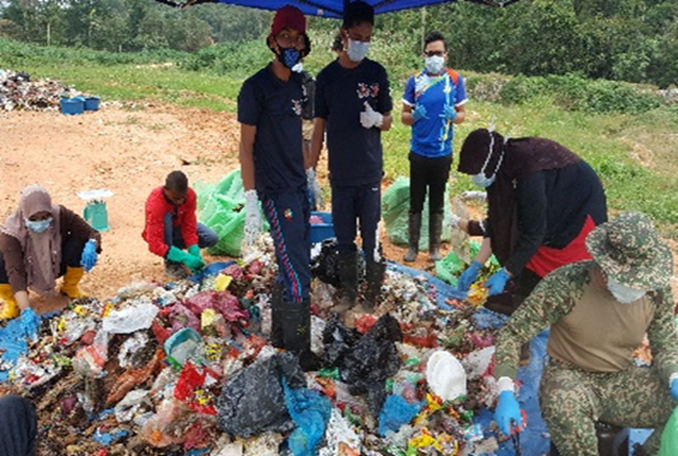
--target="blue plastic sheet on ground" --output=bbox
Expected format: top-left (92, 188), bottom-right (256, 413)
top-left (378, 394), bottom-right (425, 437)
top-left (386, 261), bottom-right (468, 309)
top-left (283, 379), bottom-right (332, 456)
top-left (0, 313), bottom-right (32, 382)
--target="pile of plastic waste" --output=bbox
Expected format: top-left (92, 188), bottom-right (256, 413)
top-left (0, 69), bottom-right (79, 111)
top-left (0, 237), bottom-right (519, 456)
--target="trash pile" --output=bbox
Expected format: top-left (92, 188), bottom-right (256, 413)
top-left (0, 69), bottom-right (79, 111)
top-left (0, 238), bottom-right (521, 456)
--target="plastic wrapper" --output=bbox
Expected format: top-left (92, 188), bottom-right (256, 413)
top-left (184, 290), bottom-right (249, 324)
top-left (217, 352), bottom-right (305, 437)
top-left (169, 302), bottom-right (201, 333)
top-left (102, 300), bottom-right (159, 334)
top-left (283, 380), bottom-right (332, 456)
top-left (140, 397), bottom-right (187, 447)
top-left (174, 361), bottom-right (219, 415)
top-left (118, 331), bottom-right (150, 369)
top-left (319, 408), bottom-right (362, 456)
top-left (462, 346), bottom-right (495, 380)
top-left (114, 389), bottom-right (151, 422)
top-left (378, 394), bottom-right (424, 437)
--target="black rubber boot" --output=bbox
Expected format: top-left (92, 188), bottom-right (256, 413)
top-left (270, 281), bottom-right (284, 348)
top-left (363, 259), bottom-right (386, 312)
top-left (336, 251), bottom-right (359, 314)
top-left (281, 299), bottom-right (321, 372)
top-left (429, 213), bottom-right (443, 261)
top-left (403, 212), bottom-right (421, 263)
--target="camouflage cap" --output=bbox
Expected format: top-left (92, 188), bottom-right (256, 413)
top-left (586, 212), bottom-right (673, 290)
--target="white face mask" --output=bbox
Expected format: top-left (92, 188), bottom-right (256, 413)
top-left (607, 276), bottom-right (646, 303)
top-left (291, 62), bottom-right (304, 73)
top-left (347, 39), bottom-right (370, 62)
top-left (471, 173), bottom-right (496, 188)
top-left (425, 55), bottom-right (445, 75)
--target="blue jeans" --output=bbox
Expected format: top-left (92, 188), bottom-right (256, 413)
top-left (163, 213), bottom-right (218, 258)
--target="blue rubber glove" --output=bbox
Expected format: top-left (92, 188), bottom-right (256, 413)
top-left (458, 260), bottom-right (482, 292)
top-left (412, 104), bottom-right (428, 122)
top-left (486, 268), bottom-right (511, 296)
top-left (495, 390), bottom-right (524, 435)
top-left (80, 239), bottom-right (98, 272)
top-left (440, 104), bottom-right (457, 122)
top-left (20, 308), bottom-right (40, 343)
top-left (670, 376), bottom-right (678, 400)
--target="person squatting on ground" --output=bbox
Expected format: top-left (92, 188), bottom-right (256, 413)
top-left (454, 128), bottom-right (607, 315)
top-left (492, 212), bottom-right (678, 456)
top-left (238, 5), bottom-right (318, 370)
top-left (0, 395), bottom-right (38, 455)
top-left (0, 185), bottom-right (102, 320)
top-left (142, 170), bottom-right (218, 280)
top-left (401, 30), bottom-right (467, 263)
top-left (311, 0), bottom-right (393, 313)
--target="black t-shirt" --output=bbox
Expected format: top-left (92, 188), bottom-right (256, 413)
top-left (238, 64), bottom-right (305, 194)
top-left (315, 59), bottom-right (393, 186)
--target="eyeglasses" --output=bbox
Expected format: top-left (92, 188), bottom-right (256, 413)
top-left (424, 50), bottom-right (445, 57)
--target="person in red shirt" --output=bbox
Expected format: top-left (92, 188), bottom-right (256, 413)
top-left (142, 171), bottom-right (218, 279)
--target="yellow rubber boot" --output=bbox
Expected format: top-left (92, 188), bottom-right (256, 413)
top-left (0, 284), bottom-right (19, 320)
top-left (61, 267), bottom-right (86, 299)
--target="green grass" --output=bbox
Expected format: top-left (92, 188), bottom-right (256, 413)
top-left (3, 37), bottom-right (677, 234)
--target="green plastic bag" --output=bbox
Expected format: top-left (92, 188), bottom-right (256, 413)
top-left (659, 406), bottom-right (678, 456)
top-left (381, 177), bottom-right (453, 251)
top-left (196, 170), bottom-right (267, 257)
top-left (434, 241), bottom-right (500, 286)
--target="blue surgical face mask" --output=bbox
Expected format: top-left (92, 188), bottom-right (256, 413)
top-left (25, 217), bottom-right (52, 233)
top-left (347, 39), bottom-right (370, 62)
top-left (278, 47), bottom-right (301, 69)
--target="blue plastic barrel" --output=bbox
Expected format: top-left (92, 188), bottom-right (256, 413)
top-left (85, 96), bottom-right (100, 111)
top-left (60, 98), bottom-right (84, 115)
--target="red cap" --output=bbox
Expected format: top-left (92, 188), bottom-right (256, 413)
top-left (270, 5), bottom-right (306, 37)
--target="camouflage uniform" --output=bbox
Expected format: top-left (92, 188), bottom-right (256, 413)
top-left (495, 213), bottom-right (678, 456)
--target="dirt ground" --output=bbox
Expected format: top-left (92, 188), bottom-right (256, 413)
top-left (1, 103), bottom-right (676, 313)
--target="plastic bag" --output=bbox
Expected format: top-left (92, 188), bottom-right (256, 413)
top-left (102, 300), bottom-right (159, 334)
top-left (217, 352), bottom-right (305, 437)
top-left (324, 314), bottom-right (403, 415)
top-left (378, 394), bottom-right (424, 437)
top-left (282, 379), bottom-right (332, 456)
top-left (660, 406), bottom-right (678, 456)
top-left (196, 170), bottom-right (269, 257)
top-left (311, 239), bottom-right (365, 287)
top-left (381, 177), bottom-right (453, 250)
top-left (183, 290), bottom-right (249, 324)
top-left (426, 350), bottom-right (467, 401)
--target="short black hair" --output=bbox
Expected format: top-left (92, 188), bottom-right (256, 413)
top-left (165, 170), bottom-right (188, 193)
top-left (343, 0), bottom-right (374, 30)
top-left (423, 30), bottom-right (447, 52)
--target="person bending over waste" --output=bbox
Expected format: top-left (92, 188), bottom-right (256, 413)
top-left (400, 30), bottom-right (467, 263)
top-left (238, 5), bottom-right (318, 371)
top-left (310, 0), bottom-right (393, 314)
top-left (0, 185), bottom-right (102, 320)
top-left (453, 128), bottom-right (607, 316)
top-left (492, 212), bottom-right (678, 456)
top-left (142, 170), bottom-right (218, 280)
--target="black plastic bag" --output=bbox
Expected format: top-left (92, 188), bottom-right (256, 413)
top-left (217, 352), bottom-right (305, 437)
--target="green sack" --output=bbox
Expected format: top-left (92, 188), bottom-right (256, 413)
top-left (196, 170), bottom-right (267, 257)
top-left (434, 241), bottom-right (500, 286)
top-left (381, 177), bottom-right (453, 251)
top-left (659, 406), bottom-right (678, 456)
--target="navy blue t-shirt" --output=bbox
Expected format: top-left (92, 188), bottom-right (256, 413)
top-left (315, 59), bottom-right (393, 186)
top-left (238, 64), bottom-right (305, 194)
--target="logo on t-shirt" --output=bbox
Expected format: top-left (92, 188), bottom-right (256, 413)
top-left (357, 82), bottom-right (380, 99)
top-left (291, 99), bottom-right (303, 116)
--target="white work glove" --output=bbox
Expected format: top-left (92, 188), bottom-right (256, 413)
top-left (306, 168), bottom-right (324, 210)
top-left (360, 102), bottom-right (384, 129)
top-left (243, 189), bottom-right (262, 246)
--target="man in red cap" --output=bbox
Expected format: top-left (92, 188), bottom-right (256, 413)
top-left (238, 5), bottom-right (318, 370)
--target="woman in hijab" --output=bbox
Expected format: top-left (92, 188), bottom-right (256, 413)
top-left (454, 128), bottom-right (607, 314)
top-left (0, 185), bottom-right (101, 320)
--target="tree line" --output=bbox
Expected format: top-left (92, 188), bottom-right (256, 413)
top-left (1, 0), bottom-right (676, 87)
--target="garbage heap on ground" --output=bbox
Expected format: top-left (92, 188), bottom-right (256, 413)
top-left (0, 237), bottom-right (511, 456)
top-left (0, 69), bottom-right (79, 111)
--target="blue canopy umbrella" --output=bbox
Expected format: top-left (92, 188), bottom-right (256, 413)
top-left (160, 0), bottom-right (518, 18)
